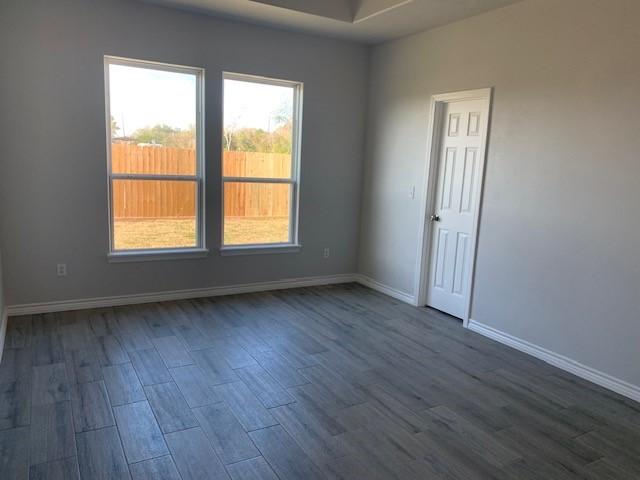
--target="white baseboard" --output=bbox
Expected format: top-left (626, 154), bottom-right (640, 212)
top-left (468, 319), bottom-right (640, 404)
top-left (7, 274), bottom-right (358, 316)
top-left (0, 308), bottom-right (7, 363)
top-left (8, 274), bottom-right (638, 404)
top-left (6, 273), bottom-right (419, 317)
top-left (355, 274), bottom-right (417, 305)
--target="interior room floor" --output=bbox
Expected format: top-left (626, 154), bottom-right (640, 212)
top-left (1, 284), bottom-right (639, 479)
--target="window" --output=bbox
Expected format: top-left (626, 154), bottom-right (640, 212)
top-left (221, 73), bottom-right (303, 253)
top-left (104, 57), bottom-right (205, 258)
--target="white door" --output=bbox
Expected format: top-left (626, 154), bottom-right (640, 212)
top-left (426, 98), bottom-right (488, 319)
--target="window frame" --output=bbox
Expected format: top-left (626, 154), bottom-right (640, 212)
top-left (220, 72), bottom-right (303, 255)
top-left (104, 56), bottom-right (207, 261)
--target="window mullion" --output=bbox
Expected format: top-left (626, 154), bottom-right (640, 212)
top-left (221, 176), bottom-right (294, 184)
top-left (111, 174), bottom-right (199, 182)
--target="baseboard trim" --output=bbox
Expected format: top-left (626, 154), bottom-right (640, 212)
top-left (6, 273), bottom-right (419, 316)
top-left (467, 319), bottom-right (640, 404)
top-left (8, 276), bottom-right (638, 403)
top-left (7, 274), bottom-right (358, 316)
top-left (355, 274), bottom-right (417, 305)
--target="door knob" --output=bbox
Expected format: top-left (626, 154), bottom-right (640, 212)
top-left (430, 214), bottom-right (441, 222)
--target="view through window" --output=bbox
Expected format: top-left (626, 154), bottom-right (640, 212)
top-left (222, 73), bottom-right (302, 247)
top-left (106, 58), bottom-right (203, 252)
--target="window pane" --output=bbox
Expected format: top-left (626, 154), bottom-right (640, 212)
top-left (112, 179), bottom-right (197, 250)
top-left (109, 64), bottom-right (197, 175)
top-left (223, 79), bottom-right (294, 179)
top-left (111, 144), bottom-right (196, 175)
top-left (224, 182), bottom-right (291, 245)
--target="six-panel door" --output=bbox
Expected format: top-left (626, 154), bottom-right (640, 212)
top-left (427, 99), bottom-right (487, 319)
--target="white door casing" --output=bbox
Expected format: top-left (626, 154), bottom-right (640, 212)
top-left (416, 89), bottom-right (492, 324)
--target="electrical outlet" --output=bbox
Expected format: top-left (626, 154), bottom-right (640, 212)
top-left (57, 263), bottom-right (67, 277)
top-left (323, 247), bottom-right (330, 258)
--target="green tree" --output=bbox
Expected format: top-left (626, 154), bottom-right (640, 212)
top-left (223, 121), bottom-right (292, 154)
top-left (131, 124), bottom-right (196, 148)
top-left (223, 99), bottom-right (293, 154)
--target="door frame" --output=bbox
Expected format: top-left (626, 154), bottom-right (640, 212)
top-left (414, 88), bottom-right (493, 327)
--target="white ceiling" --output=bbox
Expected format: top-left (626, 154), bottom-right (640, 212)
top-left (142, 0), bottom-right (524, 44)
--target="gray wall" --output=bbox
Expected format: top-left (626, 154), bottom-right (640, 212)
top-left (0, 0), bottom-right (368, 305)
top-left (359, 0), bottom-right (640, 386)
top-left (0, 248), bottom-right (6, 360)
top-left (0, 249), bottom-right (4, 315)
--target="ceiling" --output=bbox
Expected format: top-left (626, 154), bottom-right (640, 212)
top-left (142, 0), bottom-right (524, 44)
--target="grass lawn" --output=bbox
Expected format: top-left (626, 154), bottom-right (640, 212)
top-left (114, 217), bottom-right (289, 250)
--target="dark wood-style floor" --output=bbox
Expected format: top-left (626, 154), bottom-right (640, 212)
top-left (1, 284), bottom-right (640, 479)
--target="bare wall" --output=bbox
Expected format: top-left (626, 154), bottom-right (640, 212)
top-left (0, 0), bottom-right (368, 305)
top-left (359, 0), bottom-right (640, 386)
top-left (0, 248), bottom-right (6, 360)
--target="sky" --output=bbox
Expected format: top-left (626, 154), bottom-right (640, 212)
top-left (223, 78), bottom-right (293, 132)
top-left (109, 64), bottom-right (293, 136)
top-left (109, 64), bottom-right (196, 135)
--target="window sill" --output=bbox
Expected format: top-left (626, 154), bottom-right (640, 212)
top-left (108, 248), bottom-right (209, 263)
top-left (220, 244), bottom-right (302, 256)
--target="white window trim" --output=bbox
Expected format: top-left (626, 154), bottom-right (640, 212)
top-left (107, 248), bottom-right (209, 263)
top-left (219, 244), bottom-right (302, 257)
top-left (220, 72), bottom-right (303, 254)
top-left (104, 56), bottom-right (207, 261)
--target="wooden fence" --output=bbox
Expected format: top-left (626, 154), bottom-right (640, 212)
top-left (111, 144), bottom-right (291, 219)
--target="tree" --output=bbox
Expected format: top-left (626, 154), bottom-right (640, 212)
top-left (223, 99), bottom-right (293, 153)
top-left (111, 116), bottom-right (120, 138)
top-left (223, 121), bottom-right (293, 154)
top-left (272, 100), bottom-right (292, 127)
top-left (223, 127), bottom-right (235, 151)
top-left (131, 124), bottom-right (196, 148)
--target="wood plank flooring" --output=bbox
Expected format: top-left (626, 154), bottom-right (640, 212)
top-left (1, 283), bottom-right (640, 479)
